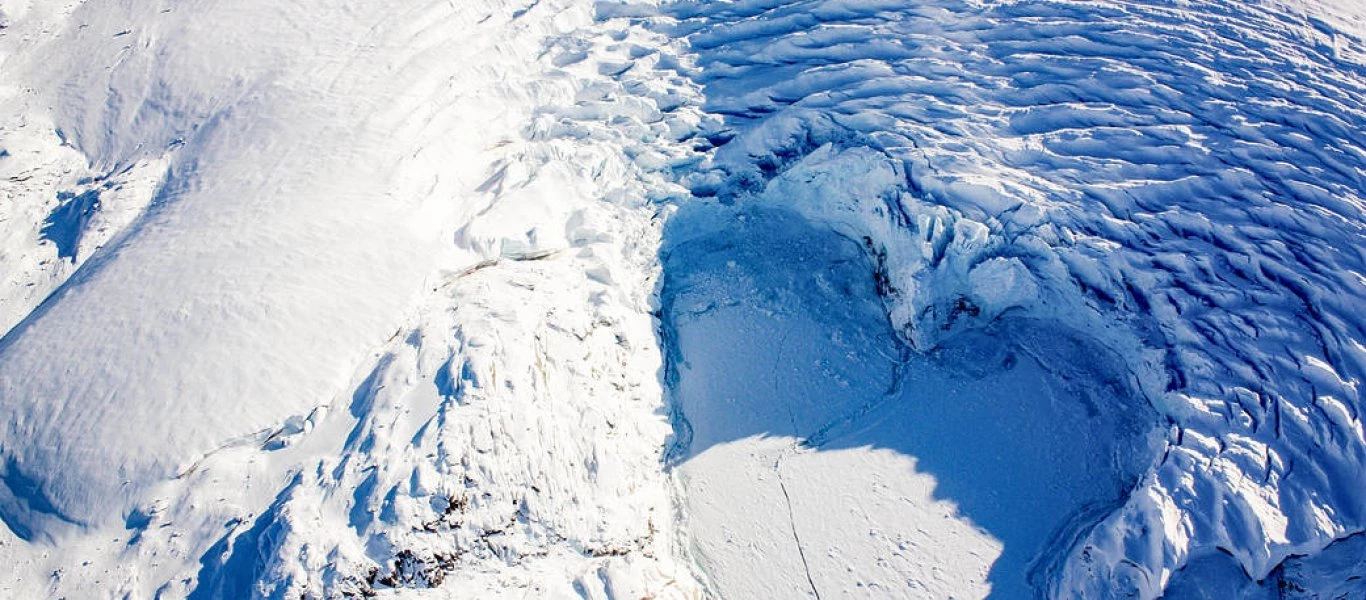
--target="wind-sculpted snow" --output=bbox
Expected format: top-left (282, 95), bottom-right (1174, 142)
top-left (0, 0), bottom-right (1363, 597)
top-left (0, 0), bottom-right (484, 535)
top-left (0, 0), bottom-right (734, 593)
top-left (640, 0), bottom-right (1366, 596)
top-left (0, 0), bottom-right (705, 597)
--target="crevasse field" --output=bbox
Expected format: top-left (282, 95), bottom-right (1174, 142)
top-left (0, 0), bottom-right (1363, 598)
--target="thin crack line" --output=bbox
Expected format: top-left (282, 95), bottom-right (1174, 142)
top-left (772, 328), bottom-right (798, 437)
top-left (775, 454), bottom-right (822, 600)
top-left (804, 343), bottom-right (910, 449)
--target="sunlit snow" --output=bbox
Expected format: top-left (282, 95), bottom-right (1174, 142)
top-left (0, 0), bottom-right (1363, 598)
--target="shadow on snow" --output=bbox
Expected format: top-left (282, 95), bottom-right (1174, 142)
top-left (655, 202), bottom-right (1159, 599)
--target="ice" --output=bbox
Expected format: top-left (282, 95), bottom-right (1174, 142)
top-left (660, 202), bottom-right (1159, 598)
top-left (0, 0), bottom-right (1363, 597)
top-left (648, 0), bottom-right (1366, 596)
top-left (1, 0), bottom-right (704, 596)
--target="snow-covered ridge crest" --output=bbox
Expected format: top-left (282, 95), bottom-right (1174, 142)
top-left (0, 0), bottom-right (481, 535)
top-left (0, 0), bottom-right (685, 537)
top-left (3, 0), bottom-right (709, 596)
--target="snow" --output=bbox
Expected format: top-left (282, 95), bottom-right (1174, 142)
top-left (640, 0), bottom-right (1366, 596)
top-left (1, 0), bottom-right (703, 596)
top-left (660, 201), bottom-right (1160, 598)
top-left (0, 0), bottom-right (1364, 598)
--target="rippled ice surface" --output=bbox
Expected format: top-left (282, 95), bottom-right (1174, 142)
top-left (645, 0), bottom-right (1366, 597)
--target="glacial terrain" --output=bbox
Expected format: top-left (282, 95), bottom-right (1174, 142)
top-left (0, 0), bottom-right (1363, 598)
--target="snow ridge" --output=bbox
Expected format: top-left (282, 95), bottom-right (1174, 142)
top-left (1, 0), bottom-right (708, 596)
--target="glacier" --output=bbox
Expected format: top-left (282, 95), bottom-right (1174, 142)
top-left (0, 0), bottom-right (1364, 598)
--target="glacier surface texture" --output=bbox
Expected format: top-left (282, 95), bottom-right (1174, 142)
top-left (0, 0), bottom-right (1363, 598)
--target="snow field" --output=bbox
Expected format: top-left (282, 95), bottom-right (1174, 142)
top-left (1, 0), bottom-right (709, 596)
top-left (0, 0), bottom-right (1363, 597)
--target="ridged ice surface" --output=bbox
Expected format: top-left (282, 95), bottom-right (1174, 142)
top-left (0, 0), bottom-right (1363, 598)
top-left (645, 0), bottom-right (1366, 597)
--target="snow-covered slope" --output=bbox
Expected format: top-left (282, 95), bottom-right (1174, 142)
top-left (0, 0), bottom-right (1364, 598)
top-left (1, 0), bottom-right (704, 596)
